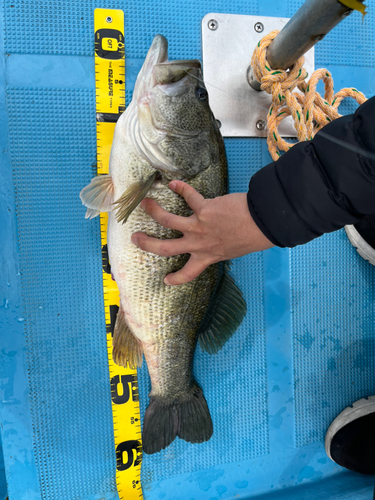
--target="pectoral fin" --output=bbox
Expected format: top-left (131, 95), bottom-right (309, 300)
top-left (113, 171), bottom-right (158, 224)
top-left (79, 174), bottom-right (114, 219)
top-left (198, 262), bottom-right (247, 355)
top-left (113, 306), bottom-right (143, 369)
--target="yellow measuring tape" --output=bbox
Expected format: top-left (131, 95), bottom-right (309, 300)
top-left (94, 9), bottom-right (143, 499)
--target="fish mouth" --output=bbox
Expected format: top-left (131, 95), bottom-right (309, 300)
top-left (153, 60), bottom-right (201, 86)
top-left (134, 35), bottom-right (201, 97)
top-left (137, 38), bottom-right (203, 136)
top-left (133, 35), bottom-right (169, 100)
top-left (136, 34), bottom-right (202, 106)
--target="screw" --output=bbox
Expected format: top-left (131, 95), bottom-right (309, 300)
top-left (106, 16), bottom-right (112, 23)
top-left (256, 120), bottom-right (266, 131)
top-left (216, 119), bottom-right (222, 129)
top-left (208, 19), bottom-right (218, 31)
top-left (342, 9), bottom-right (352, 17)
top-left (254, 22), bottom-right (264, 33)
top-left (315, 34), bottom-right (325, 42)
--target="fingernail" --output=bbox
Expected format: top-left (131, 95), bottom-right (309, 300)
top-left (164, 276), bottom-right (171, 286)
top-left (169, 181), bottom-right (177, 191)
top-left (131, 235), bottom-right (138, 246)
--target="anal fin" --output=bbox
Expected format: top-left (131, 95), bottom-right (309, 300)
top-left (113, 306), bottom-right (143, 369)
top-left (198, 262), bottom-right (247, 355)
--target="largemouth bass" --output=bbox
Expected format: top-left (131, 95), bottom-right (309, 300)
top-left (80, 35), bottom-right (246, 454)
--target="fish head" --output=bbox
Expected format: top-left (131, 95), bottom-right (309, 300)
top-left (131, 35), bottom-right (221, 180)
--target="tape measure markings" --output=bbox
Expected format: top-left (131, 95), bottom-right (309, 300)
top-left (94, 8), bottom-right (143, 500)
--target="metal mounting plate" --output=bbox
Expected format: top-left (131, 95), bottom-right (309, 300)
top-left (202, 14), bottom-right (315, 138)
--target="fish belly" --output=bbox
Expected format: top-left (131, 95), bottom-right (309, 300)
top-left (108, 198), bottom-right (219, 394)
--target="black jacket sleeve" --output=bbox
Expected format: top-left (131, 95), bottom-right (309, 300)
top-left (247, 96), bottom-right (375, 248)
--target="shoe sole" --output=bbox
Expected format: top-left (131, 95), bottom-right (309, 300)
top-left (345, 225), bottom-right (375, 266)
top-left (325, 395), bottom-right (375, 461)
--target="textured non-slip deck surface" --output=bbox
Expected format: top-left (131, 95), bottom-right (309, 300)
top-left (292, 233), bottom-right (375, 448)
top-left (1, 1), bottom-right (375, 499)
top-left (7, 87), bottom-right (115, 499)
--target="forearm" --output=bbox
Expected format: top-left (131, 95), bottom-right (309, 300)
top-left (248, 97), bottom-right (375, 248)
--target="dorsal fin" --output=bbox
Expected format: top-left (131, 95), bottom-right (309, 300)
top-left (198, 262), bottom-right (247, 355)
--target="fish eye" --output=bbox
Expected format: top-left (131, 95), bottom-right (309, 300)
top-left (195, 87), bottom-right (208, 101)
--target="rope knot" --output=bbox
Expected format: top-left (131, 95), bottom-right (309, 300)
top-left (250, 30), bottom-right (367, 160)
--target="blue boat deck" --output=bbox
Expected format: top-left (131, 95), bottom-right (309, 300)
top-left (1, 1), bottom-right (374, 499)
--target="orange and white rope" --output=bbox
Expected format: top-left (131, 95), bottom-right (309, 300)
top-left (251, 30), bottom-right (367, 160)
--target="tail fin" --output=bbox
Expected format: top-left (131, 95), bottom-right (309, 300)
top-left (142, 383), bottom-right (213, 454)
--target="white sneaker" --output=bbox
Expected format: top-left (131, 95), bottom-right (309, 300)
top-left (325, 396), bottom-right (375, 475)
top-left (345, 214), bottom-right (375, 265)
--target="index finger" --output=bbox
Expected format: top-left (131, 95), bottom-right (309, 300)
top-left (141, 198), bottom-right (192, 231)
top-left (169, 181), bottom-right (204, 212)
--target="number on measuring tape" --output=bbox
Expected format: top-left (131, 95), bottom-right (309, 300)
top-left (116, 440), bottom-right (142, 471)
top-left (95, 29), bottom-right (125, 60)
top-left (111, 374), bottom-right (138, 405)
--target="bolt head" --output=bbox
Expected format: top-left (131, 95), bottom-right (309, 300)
top-left (342, 9), bottom-right (352, 17)
top-left (208, 19), bottom-right (218, 31)
top-left (256, 120), bottom-right (266, 131)
top-left (315, 34), bottom-right (325, 42)
top-left (254, 22), bottom-right (264, 33)
top-left (106, 16), bottom-right (112, 23)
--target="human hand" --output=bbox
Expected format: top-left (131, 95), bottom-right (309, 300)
top-left (131, 180), bottom-right (274, 285)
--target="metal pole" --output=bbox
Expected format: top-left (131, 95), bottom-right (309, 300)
top-left (249, 0), bottom-right (364, 90)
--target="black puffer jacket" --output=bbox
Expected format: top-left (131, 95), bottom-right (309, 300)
top-left (247, 96), bottom-right (375, 247)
